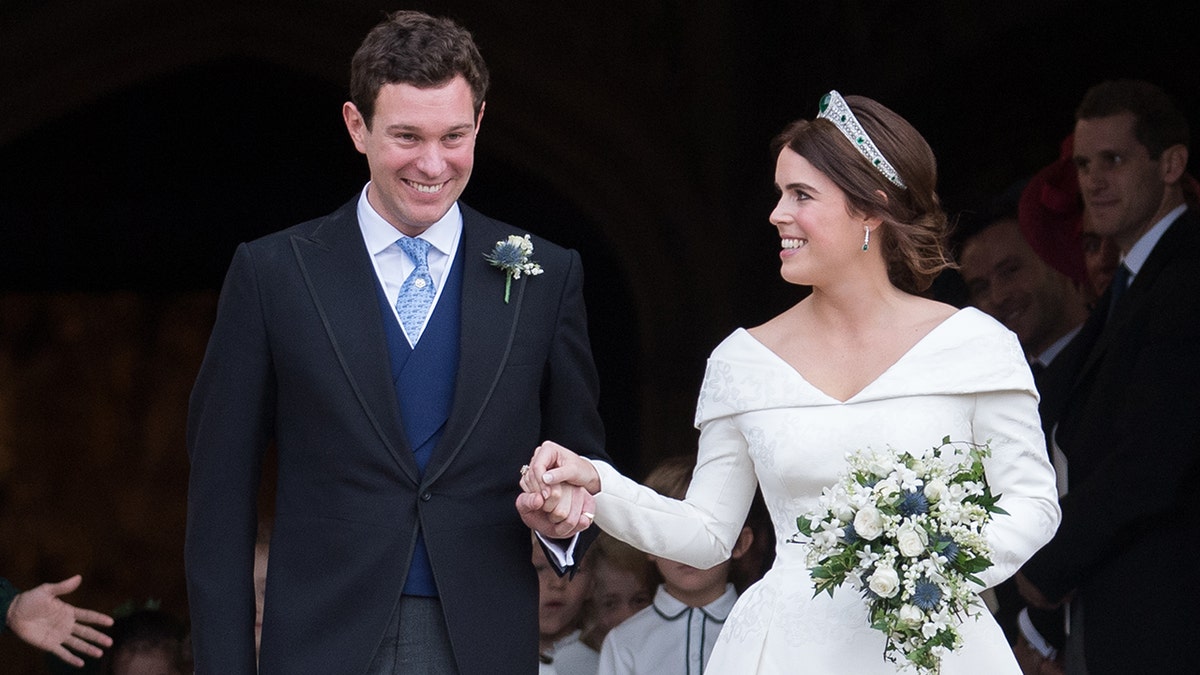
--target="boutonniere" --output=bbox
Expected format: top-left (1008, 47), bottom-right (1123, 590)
top-left (484, 234), bottom-right (544, 303)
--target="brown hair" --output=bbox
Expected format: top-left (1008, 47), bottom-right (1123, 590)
top-left (1076, 79), bottom-right (1189, 159)
top-left (772, 95), bottom-right (952, 293)
top-left (349, 10), bottom-right (490, 129)
top-left (643, 453), bottom-right (697, 500)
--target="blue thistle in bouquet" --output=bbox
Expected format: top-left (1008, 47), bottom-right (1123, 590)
top-left (794, 437), bottom-right (1007, 674)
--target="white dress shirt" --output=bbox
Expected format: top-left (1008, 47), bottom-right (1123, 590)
top-left (356, 183), bottom-right (463, 345)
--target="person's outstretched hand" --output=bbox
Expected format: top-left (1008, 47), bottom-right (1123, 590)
top-left (516, 441), bottom-right (604, 539)
top-left (7, 575), bottom-right (113, 667)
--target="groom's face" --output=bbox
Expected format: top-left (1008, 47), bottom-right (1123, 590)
top-left (343, 75), bottom-right (484, 237)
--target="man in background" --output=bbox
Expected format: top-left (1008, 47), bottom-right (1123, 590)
top-left (1018, 79), bottom-right (1200, 674)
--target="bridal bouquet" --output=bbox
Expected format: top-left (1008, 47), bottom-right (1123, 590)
top-left (795, 437), bottom-right (1006, 674)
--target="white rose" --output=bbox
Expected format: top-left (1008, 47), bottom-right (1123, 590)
top-left (897, 522), bottom-right (929, 557)
top-left (854, 506), bottom-right (885, 540)
top-left (923, 479), bottom-right (948, 502)
top-left (866, 449), bottom-right (893, 476)
top-left (875, 478), bottom-right (900, 498)
top-left (898, 604), bottom-right (924, 626)
top-left (947, 483), bottom-right (966, 501)
top-left (833, 500), bottom-right (855, 523)
top-left (868, 565), bottom-right (900, 598)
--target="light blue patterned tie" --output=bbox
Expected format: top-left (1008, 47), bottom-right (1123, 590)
top-left (396, 237), bottom-right (436, 343)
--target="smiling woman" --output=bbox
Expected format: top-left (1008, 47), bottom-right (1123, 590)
top-left (518, 90), bottom-right (1061, 674)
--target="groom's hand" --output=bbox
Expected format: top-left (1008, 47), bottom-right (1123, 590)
top-left (516, 486), bottom-right (596, 538)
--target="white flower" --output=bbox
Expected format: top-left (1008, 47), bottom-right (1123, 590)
top-left (895, 465), bottom-right (922, 491)
top-left (868, 565), bottom-right (901, 598)
top-left (854, 506), bottom-right (885, 540)
top-left (855, 545), bottom-right (882, 568)
top-left (923, 478), bottom-right (948, 502)
top-left (898, 604), bottom-right (925, 627)
top-left (865, 449), bottom-right (894, 476)
top-left (896, 522), bottom-right (929, 557)
top-left (874, 478), bottom-right (901, 500)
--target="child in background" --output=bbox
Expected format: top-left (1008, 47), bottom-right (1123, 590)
top-left (103, 606), bottom-right (189, 675)
top-left (598, 454), bottom-right (753, 675)
top-left (580, 533), bottom-right (657, 651)
top-left (534, 535), bottom-right (598, 675)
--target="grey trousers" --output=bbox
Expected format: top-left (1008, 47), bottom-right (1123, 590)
top-left (365, 596), bottom-right (460, 675)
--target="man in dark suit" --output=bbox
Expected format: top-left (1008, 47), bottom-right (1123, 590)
top-left (186, 11), bottom-right (606, 674)
top-left (1017, 80), bottom-right (1200, 674)
top-left (957, 187), bottom-right (1090, 672)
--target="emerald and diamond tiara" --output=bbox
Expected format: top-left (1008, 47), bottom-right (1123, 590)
top-left (816, 90), bottom-right (906, 189)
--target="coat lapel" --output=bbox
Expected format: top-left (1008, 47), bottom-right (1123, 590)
top-left (1070, 207), bottom-right (1197, 393)
top-left (289, 199), bottom-right (421, 483)
top-left (423, 205), bottom-right (525, 483)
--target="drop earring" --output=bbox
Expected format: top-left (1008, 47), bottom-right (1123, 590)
top-left (862, 226), bottom-right (870, 252)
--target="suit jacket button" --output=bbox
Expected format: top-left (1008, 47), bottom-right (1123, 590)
top-left (420, 491), bottom-right (432, 502)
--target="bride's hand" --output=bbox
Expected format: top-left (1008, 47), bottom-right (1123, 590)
top-left (516, 441), bottom-right (601, 538)
top-left (521, 440), bottom-right (601, 497)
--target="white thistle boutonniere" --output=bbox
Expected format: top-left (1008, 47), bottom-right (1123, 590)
top-left (485, 234), bottom-right (544, 303)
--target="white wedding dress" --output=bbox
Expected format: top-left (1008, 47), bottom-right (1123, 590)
top-left (591, 308), bottom-right (1061, 674)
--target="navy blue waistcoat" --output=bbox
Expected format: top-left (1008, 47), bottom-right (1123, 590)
top-left (375, 242), bottom-right (462, 596)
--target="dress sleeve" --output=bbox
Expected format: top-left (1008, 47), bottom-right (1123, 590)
top-left (971, 387), bottom-right (1062, 589)
top-left (591, 412), bottom-right (759, 569)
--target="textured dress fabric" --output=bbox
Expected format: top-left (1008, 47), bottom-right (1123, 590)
top-left (592, 308), bottom-right (1061, 674)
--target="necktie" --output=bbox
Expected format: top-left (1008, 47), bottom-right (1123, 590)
top-left (1107, 263), bottom-right (1131, 319)
top-left (396, 237), bottom-right (436, 343)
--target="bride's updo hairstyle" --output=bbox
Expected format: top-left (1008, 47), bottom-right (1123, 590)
top-left (772, 93), bottom-right (952, 294)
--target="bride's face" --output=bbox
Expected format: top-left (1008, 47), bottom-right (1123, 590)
top-left (769, 147), bottom-right (868, 286)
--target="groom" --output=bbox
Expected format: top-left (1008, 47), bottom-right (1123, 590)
top-left (186, 11), bottom-right (605, 674)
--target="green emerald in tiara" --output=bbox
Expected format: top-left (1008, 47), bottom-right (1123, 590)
top-left (815, 90), bottom-right (907, 189)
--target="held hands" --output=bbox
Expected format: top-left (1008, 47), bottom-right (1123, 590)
top-left (7, 575), bottom-right (114, 667)
top-left (515, 441), bottom-right (603, 539)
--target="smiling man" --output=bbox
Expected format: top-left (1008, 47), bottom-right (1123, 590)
top-left (958, 199), bottom-right (1090, 368)
top-left (1018, 79), bottom-right (1200, 675)
top-left (185, 11), bottom-right (608, 675)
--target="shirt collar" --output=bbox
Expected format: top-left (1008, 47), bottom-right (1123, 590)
top-left (1032, 324), bottom-right (1082, 368)
top-left (356, 182), bottom-right (462, 257)
top-left (1122, 203), bottom-right (1187, 276)
top-left (651, 583), bottom-right (739, 621)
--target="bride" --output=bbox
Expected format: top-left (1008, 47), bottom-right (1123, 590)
top-left (518, 90), bottom-right (1060, 673)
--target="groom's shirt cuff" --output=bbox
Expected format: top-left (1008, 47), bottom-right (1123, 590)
top-left (535, 532), bottom-right (581, 571)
